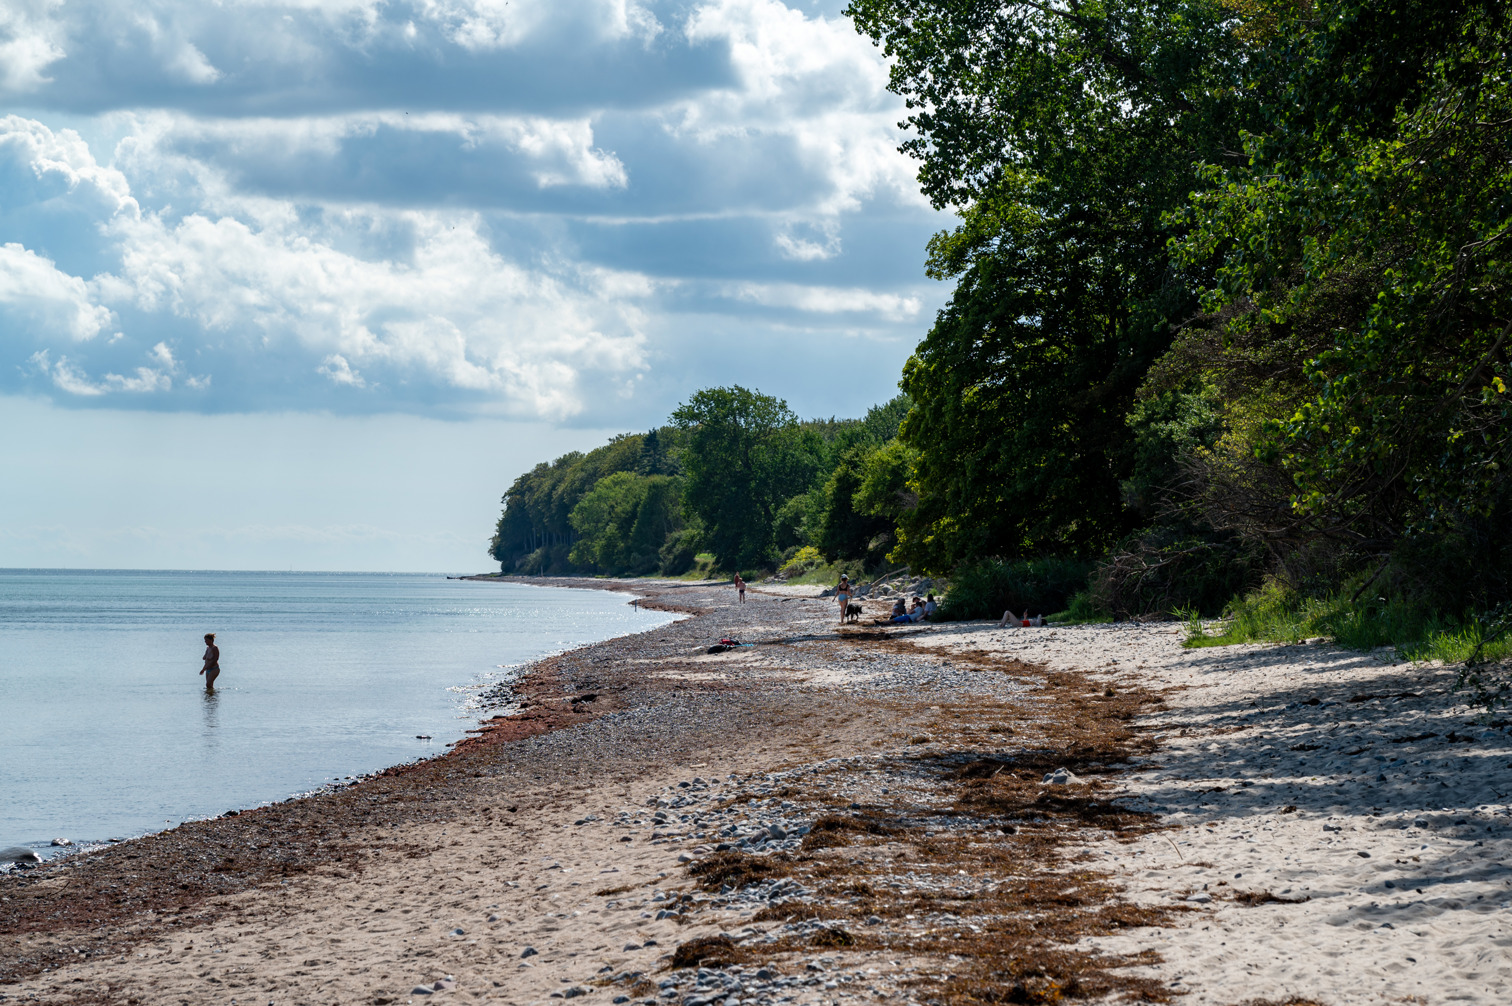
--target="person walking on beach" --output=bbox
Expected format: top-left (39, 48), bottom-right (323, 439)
top-left (835, 573), bottom-right (852, 625)
top-left (734, 572), bottom-right (746, 604)
top-left (199, 633), bottom-right (220, 691)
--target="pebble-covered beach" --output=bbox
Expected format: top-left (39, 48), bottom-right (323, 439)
top-left (2, 579), bottom-right (1509, 1005)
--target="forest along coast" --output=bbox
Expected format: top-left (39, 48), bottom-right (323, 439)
top-left (3, 582), bottom-right (1509, 1006)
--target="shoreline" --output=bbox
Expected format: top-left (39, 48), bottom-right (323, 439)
top-left (4, 583), bottom-right (1509, 1004)
top-left (0, 571), bottom-right (677, 865)
top-left (1, 576), bottom-right (681, 866)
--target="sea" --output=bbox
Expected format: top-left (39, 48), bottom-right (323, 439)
top-left (0, 570), bottom-right (678, 859)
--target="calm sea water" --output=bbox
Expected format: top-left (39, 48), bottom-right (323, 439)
top-left (0, 570), bottom-right (676, 856)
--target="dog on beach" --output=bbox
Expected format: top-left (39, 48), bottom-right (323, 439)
top-left (844, 602), bottom-right (862, 623)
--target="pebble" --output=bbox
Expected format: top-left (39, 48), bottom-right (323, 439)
top-left (521, 946), bottom-right (539, 958)
top-left (1043, 768), bottom-right (1078, 785)
top-left (0, 847), bottom-right (41, 864)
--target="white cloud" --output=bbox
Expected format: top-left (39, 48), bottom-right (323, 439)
top-left (728, 280), bottom-right (921, 321)
top-left (679, 0), bottom-right (928, 248)
top-left (104, 366), bottom-right (173, 392)
top-left (103, 206), bottom-right (650, 417)
top-left (0, 0), bottom-right (67, 94)
top-left (0, 2), bottom-right (948, 422)
top-left (774, 218), bottom-right (840, 261)
top-left (420, 0), bottom-right (663, 51)
top-left (0, 114), bottom-right (138, 216)
top-left (0, 243), bottom-right (114, 341)
top-left (28, 347), bottom-right (176, 395)
top-left (318, 353), bottom-right (365, 387)
top-left (29, 350), bottom-right (103, 396)
top-left (116, 109), bottom-right (628, 195)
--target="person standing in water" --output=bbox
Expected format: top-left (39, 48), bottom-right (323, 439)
top-left (199, 633), bottom-right (220, 691)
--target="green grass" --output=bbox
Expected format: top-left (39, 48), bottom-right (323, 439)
top-left (782, 559), bottom-right (867, 587)
top-left (666, 552), bottom-right (720, 581)
top-left (1048, 591), bottom-right (1115, 625)
top-left (1183, 582), bottom-right (1512, 666)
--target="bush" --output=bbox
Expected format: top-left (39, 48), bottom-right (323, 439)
top-left (658, 527), bottom-right (703, 576)
top-left (778, 545), bottom-right (824, 580)
top-left (937, 557), bottom-right (1094, 621)
top-left (1091, 526), bottom-right (1264, 619)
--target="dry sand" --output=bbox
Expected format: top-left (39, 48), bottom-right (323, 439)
top-left (912, 619), bottom-right (1512, 1004)
top-left (3, 582), bottom-right (1509, 1006)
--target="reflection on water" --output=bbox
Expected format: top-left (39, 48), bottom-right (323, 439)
top-left (200, 688), bottom-right (220, 752)
top-left (0, 570), bottom-right (679, 850)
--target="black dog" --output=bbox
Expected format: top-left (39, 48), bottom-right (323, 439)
top-left (845, 602), bottom-right (863, 623)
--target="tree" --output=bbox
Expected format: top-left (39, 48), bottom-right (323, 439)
top-left (1167, 0), bottom-right (1512, 605)
top-left (672, 386), bottom-right (822, 571)
top-left (846, 0), bottom-right (1258, 570)
top-left (568, 472), bottom-right (652, 574)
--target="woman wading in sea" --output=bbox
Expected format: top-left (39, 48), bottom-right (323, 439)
top-left (199, 633), bottom-right (220, 691)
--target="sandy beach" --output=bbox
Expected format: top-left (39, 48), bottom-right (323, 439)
top-left (3, 580), bottom-right (1508, 1005)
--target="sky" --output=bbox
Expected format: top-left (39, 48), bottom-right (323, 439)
top-left (0, 0), bottom-right (950, 571)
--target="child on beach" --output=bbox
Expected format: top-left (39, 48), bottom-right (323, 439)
top-left (199, 633), bottom-right (220, 691)
top-left (734, 573), bottom-right (746, 603)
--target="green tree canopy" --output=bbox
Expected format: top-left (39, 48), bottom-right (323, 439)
top-left (847, 0), bottom-right (1258, 571)
top-left (672, 386), bottom-right (823, 570)
top-left (1163, 0), bottom-right (1512, 603)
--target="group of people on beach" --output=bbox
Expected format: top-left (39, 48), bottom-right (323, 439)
top-left (833, 573), bottom-right (936, 625)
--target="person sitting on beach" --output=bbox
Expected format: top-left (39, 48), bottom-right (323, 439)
top-left (922, 593), bottom-right (938, 620)
top-left (835, 574), bottom-right (852, 624)
top-left (893, 597), bottom-right (921, 623)
top-left (890, 597), bottom-right (906, 620)
top-left (199, 633), bottom-right (220, 691)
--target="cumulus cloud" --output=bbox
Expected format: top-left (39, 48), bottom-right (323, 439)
top-left (0, 0), bottom-right (949, 422)
top-left (0, 0), bottom-right (67, 93)
top-left (0, 242), bottom-right (114, 340)
top-left (318, 353), bottom-right (365, 387)
top-left (28, 347), bottom-right (174, 395)
top-left (105, 207), bottom-right (650, 417)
